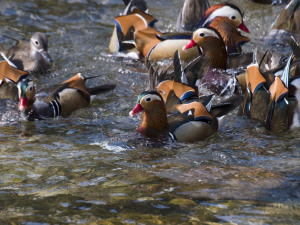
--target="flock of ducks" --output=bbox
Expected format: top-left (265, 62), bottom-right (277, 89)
top-left (0, 0), bottom-right (300, 143)
top-left (0, 33), bottom-right (115, 120)
top-left (111, 0), bottom-right (300, 142)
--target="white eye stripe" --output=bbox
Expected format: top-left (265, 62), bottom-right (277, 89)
top-left (195, 28), bottom-right (219, 39)
top-left (204, 6), bottom-right (242, 26)
top-left (142, 94), bottom-right (162, 102)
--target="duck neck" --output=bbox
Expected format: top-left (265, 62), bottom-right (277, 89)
top-left (138, 104), bottom-right (168, 135)
top-left (201, 38), bottom-right (227, 70)
top-left (209, 17), bottom-right (250, 56)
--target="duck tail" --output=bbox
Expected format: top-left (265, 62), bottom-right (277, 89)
top-left (87, 84), bottom-right (116, 95)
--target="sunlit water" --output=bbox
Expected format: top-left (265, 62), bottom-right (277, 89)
top-left (0, 0), bottom-right (299, 224)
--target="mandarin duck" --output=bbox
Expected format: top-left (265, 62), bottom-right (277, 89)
top-left (134, 26), bottom-right (196, 62)
top-left (240, 51), bottom-right (271, 122)
top-left (17, 73), bottom-right (115, 120)
top-left (0, 54), bottom-right (29, 100)
top-left (129, 87), bottom-right (243, 142)
top-left (158, 2), bottom-right (251, 65)
top-left (109, 8), bottom-right (157, 54)
top-left (0, 32), bottom-right (52, 73)
top-left (265, 54), bottom-right (294, 133)
top-left (176, 0), bottom-right (210, 31)
top-left (197, 2), bottom-right (250, 57)
top-left (143, 27), bottom-right (230, 95)
top-left (131, 60), bottom-right (243, 142)
top-left (183, 28), bottom-right (237, 95)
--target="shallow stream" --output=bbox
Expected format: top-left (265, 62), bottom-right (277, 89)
top-left (0, 0), bottom-right (299, 224)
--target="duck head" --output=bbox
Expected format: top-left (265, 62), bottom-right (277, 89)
top-left (208, 16), bottom-right (250, 55)
top-left (17, 78), bottom-right (36, 112)
top-left (183, 27), bottom-right (227, 69)
top-left (30, 32), bottom-right (52, 65)
top-left (129, 91), bottom-right (168, 135)
top-left (198, 3), bottom-right (250, 33)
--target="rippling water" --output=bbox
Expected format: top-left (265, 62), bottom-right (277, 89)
top-left (0, 0), bottom-right (299, 224)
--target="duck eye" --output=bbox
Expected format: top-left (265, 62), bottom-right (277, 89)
top-left (231, 16), bottom-right (236, 20)
top-left (29, 87), bottom-right (32, 92)
top-left (35, 41), bottom-right (39, 45)
top-left (145, 97), bottom-right (151, 102)
top-left (199, 33), bottom-right (205, 37)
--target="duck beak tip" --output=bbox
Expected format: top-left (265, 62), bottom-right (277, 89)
top-left (129, 103), bottom-right (144, 117)
top-left (18, 97), bottom-right (27, 111)
top-left (183, 39), bottom-right (196, 51)
top-left (238, 22), bottom-right (250, 34)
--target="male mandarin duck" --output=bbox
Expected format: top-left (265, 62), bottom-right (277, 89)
top-left (0, 56), bottom-right (29, 100)
top-left (176, 0), bottom-right (210, 31)
top-left (268, 0), bottom-right (300, 44)
top-left (160, 2), bottom-right (250, 63)
top-left (17, 73), bottom-right (115, 120)
top-left (130, 60), bottom-right (243, 142)
top-left (129, 86), bottom-right (243, 142)
top-left (248, 0), bottom-right (288, 4)
top-left (183, 28), bottom-right (237, 95)
top-left (134, 26), bottom-right (197, 62)
top-left (265, 54), bottom-right (295, 133)
top-left (183, 27), bottom-right (227, 69)
top-left (197, 2), bottom-right (250, 57)
top-left (0, 32), bottom-right (52, 73)
top-left (240, 51), bottom-right (271, 123)
top-left (129, 90), bottom-right (216, 142)
top-left (109, 8), bottom-right (157, 54)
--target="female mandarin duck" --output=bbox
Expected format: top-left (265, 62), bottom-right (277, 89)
top-left (0, 56), bottom-right (29, 100)
top-left (268, 0), bottom-right (300, 43)
top-left (129, 83), bottom-right (243, 142)
top-left (0, 32), bottom-right (52, 73)
top-left (17, 73), bottom-right (115, 120)
top-left (109, 8), bottom-right (157, 54)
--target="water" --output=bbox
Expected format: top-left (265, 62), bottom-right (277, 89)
top-left (0, 0), bottom-right (299, 224)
